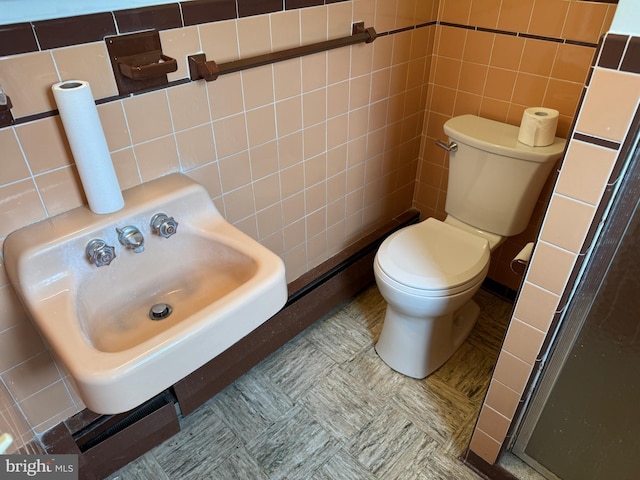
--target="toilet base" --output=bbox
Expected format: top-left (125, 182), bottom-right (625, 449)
top-left (375, 300), bottom-right (480, 379)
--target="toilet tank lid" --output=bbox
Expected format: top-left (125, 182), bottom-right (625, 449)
top-left (444, 114), bottom-right (566, 163)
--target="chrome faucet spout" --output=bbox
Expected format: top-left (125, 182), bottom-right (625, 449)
top-left (116, 226), bottom-right (145, 253)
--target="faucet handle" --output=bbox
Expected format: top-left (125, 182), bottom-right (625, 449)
top-left (86, 240), bottom-right (116, 267)
top-left (116, 226), bottom-right (145, 253)
top-left (150, 213), bottom-right (178, 238)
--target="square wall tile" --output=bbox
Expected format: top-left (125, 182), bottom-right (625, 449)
top-left (1, 352), bottom-right (62, 402)
top-left (34, 167), bottom-right (84, 216)
top-left (276, 97), bottom-right (303, 137)
top-left (513, 281), bottom-right (559, 333)
top-left (246, 105), bottom-right (276, 147)
top-left (476, 405), bottom-right (511, 442)
top-left (97, 101), bottom-right (131, 152)
top-left (526, 241), bottom-right (576, 296)
top-left (0, 180), bottom-right (45, 238)
top-left (222, 184), bottom-right (255, 223)
top-left (485, 380), bottom-right (521, 421)
top-left (213, 113), bottom-right (249, 159)
top-left (328, 1), bottom-right (353, 39)
top-left (576, 68), bottom-right (640, 142)
top-left (167, 81), bottom-right (211, 132)
top-left (15, 116), bottom-right (73, 174)
top-left (0, 128), bottom-right (30, 185)
top-left (18, 381), bottom-right (74, 431)
top-left (492, 350), bottom-right (533, 396)
top-left (133, 135), bottom-right (180, 182)
top-left (502, 318), bottom-right (546, 365)
top-left (274, 59), bottom-right (302, 100)
top-left (300, 6), bottom-right (328, 44)
top-left (176, 124), bottom-right (216, 170)
top-left (123, 90), bottom-right (173, 144)
top-left (237, 15), bottom-right (272, 57)
top-left (540, 194), bottom-right (596, 253)
top-left (0, 51), bottom-right (59, 118)
top-left (497, 0), bottom-right (534, 32)
top-left (111, 148), bottom-right (140, 190)
top-left (469, 428), bottom-right (502, 465)
top-left (198, 19), bottom-right (240, 63)
top-left (562, 1), bottom-right (608, 44)
top-left (249, 141), bottom-right (279, 180)
top-left (555, 140), bottom-right (617, 206)
top-left (528, 0), bottom-right (568, 39)
top-left (52, 42), bottom-right (117, 100)
top-left (219, 150), bottom-right (252, 192)
top-left (242, 65), bottom-right (275, 110)
top-left (208, 72), bottom-right (245, 119)
top-left (0, 285), bottom-right (30, 331)
top-left (469, 0), bottom-right (501, 30)
top-left (271, 10), bottom-right (301, 51)
top-left (0, 322), bottom-right (47, 372)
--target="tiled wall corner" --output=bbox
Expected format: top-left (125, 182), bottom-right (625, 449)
top-left (415, 0), bottom-right (616, 291)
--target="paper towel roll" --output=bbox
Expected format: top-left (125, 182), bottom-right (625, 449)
top-left (517, 107), bottom-right (559, 147)
top-left (52, 80), bottom-right (124, 214)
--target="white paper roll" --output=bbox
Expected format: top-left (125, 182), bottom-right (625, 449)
top-left (52, 80), bottom-right (124, 214)
top-left (517, 107), bottom-right (559, 147)
top-left (510, 242), bottom-right (534, 274)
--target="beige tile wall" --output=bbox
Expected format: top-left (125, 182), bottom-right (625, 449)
top-left (0, 1), bottom-right (437, 446)
top-left (415, 0), bottom-right (616, 290)
top-left (469, 44), bottom-right (640, 465)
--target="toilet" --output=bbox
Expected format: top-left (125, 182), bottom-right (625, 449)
top-left (374, 114), bottom-right (566, 378)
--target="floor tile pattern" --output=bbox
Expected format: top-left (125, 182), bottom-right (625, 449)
top-left (108, 286), bottom-right (512, 479)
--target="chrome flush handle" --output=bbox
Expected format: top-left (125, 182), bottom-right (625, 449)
top-left (435, 139), bottom-right (458, 152)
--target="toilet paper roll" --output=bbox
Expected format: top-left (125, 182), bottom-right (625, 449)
top-left (510, 242), bottom-right (534, 274)
top-left (517, 107), bottom-right (559, 147)
top-left (52, 80), bottom-right (124, 214)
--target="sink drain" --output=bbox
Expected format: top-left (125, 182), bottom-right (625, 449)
top-left (149, 303), bottom-right (172, 320)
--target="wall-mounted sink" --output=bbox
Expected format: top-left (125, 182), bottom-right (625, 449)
top-left (3, 174), bottom-right (287, 414)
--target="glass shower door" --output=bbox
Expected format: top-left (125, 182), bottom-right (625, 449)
top-left (511, 138), bottom-right (640, 479)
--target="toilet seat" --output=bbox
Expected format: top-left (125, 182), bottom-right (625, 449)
top-left (376, 218), bottom-right (490, 296)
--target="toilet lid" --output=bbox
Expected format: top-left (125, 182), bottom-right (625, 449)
top-left (376, 218), bottom-right (490, 292)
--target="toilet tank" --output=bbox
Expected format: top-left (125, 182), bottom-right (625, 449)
top-left (443, 115), bottom-right (566, 236)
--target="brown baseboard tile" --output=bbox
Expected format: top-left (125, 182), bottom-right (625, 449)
top-left (464, 450), bottom-right (519, 480)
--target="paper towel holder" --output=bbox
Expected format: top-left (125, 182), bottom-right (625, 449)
top-left (106, 30), bottom-right (177, 96)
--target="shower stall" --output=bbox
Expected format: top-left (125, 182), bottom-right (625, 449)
top-left (507, 129), bottom-right (640, 479)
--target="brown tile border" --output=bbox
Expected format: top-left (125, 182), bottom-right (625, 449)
top-left (238, 0), bottom-right (283, 17)
top-left (33, 12), bottom-right (117, 50)
top-left (181, 0), bottom-right (237, 26)
top-left (0, 0), bottom-right (353, 57)
top-left (572, 132), bottom-right (621, 150)
top-left (0, 23), bottom-right (38, 56)
top-left (114, 4), bottom-right (183, 33)
top-left (598, 33), bottom-right (628, 69)
top-left (621, 36), bottom-right (640, 74)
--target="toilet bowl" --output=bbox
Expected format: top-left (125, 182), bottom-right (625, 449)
top-left (374, 218), bottom-right (490, 378)
top-left (373, 114), bottom-right (566, 378)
